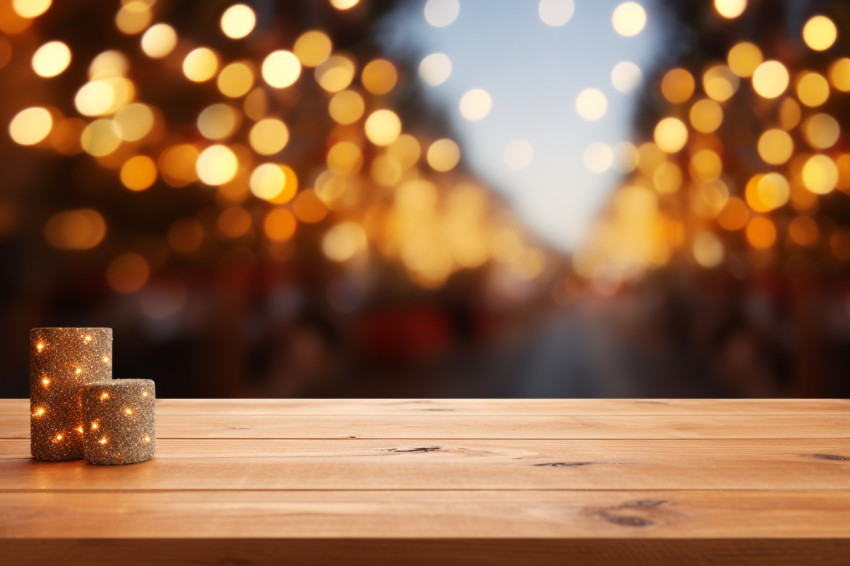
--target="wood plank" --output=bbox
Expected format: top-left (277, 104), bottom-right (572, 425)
top-left (2, 490), bottom-right (850, 539)
top-left (3, 538), bottom-right (848, 566)
top-left (2, 438), bottom-right (848, 490)
top-left (3, 397), bottom-right (850, 416)
top-left (5, 413), bottom-right (849, 440)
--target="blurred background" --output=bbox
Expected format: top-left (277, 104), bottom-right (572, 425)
top-left (2, 0), bottom-right (849, 399)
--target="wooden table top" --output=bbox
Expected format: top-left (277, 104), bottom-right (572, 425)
top-left (1, 398), bottom-right (849, 565)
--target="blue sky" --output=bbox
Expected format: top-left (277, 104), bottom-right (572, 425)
top-left (380, 0), bottom-right (664, 251)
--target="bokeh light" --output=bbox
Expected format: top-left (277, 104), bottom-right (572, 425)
top-left (538, 0), bottom-right (574, 27)
top-left (183, 48), bottom-right (220, 82)
top-left (427, 138), bottom-right (460, 172)
top-left (802, 15), bottom-right (837, 52)
top-left (196, 144), bottom-right (238, 185)
top-left (262, 50), bottom-right (301, 88)
top-left (220, 4), bottom-right (256, 40)
top-left (9, 106), bottom-right (52, 145)
top-left (419, 53), bottom-right (451, 86)
top-left (140, 23), bottom-right (177, 59)
top-left (611, 61), bottom-right (642, 93)
top-left (611, 2), bottom-right (646, 37)
top-left (424, 0), bottom-right (460, 28)
top-left (575, 88), bottom-right (607, 121)
top-left (752, 60), bottom-right (789, 98)
top-left (713, 0), bottom-right (746, 19)
top-left (31, 40), bottom-right (70, 77)
top-left (459, 89), bottom-right (492, 121)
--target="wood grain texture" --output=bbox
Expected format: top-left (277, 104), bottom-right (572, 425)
top-left (1, 398), bottom-right (849, 565)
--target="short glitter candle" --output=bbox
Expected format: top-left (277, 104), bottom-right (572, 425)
top-left (81, 379), bottom-right (156, 465)
top-left (30, 327), bottom-right (113, 461)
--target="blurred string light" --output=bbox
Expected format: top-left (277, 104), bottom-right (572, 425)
top-left (4, 0), bottom-right (549, 293)
top-left (575, 5), bottom-right (850, 287)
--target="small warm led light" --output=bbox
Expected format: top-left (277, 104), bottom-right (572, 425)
top-left (41, 377), bottom-right (50, 386)
top-left (91, 422), bottom-right (99, 430)
top-left (124, 408), bottom-right (134, 415)
top-left (75, 368), bottom-right (82, 375)
top-left (142, 391), bottom-right (150, 397)
top-left (103, 355), bottom-right (110, 363)
top-left (36, 342), bottom-right (45, 351)
top-left (76, 426), bottom-right (84, 434)
top-left (55, 434), bottom-right (63, 441)
top-left (143, 435), bottom-right (152, 443)
top-left (99, 437), bottom-right (108, 445)
top-left (84, 334), bottom-right (93, 343)
top-left (100, 392), bottom-right (109, 400)
top-left (34, 408), bottom-right (45, 417)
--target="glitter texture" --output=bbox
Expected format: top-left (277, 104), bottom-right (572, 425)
top-left (81, 379), bottom-right (156, 465)
top-left (30, 327), bottom-right (113, 461)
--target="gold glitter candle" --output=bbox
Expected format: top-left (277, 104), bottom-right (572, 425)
top-left (81, 379), bottom-right (156, 465)
top-left (30, 327), bottom-right (113, 461)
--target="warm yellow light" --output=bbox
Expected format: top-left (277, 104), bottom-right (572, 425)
top-left (249, 118), bottom-right (289, 155)
top-left (362, 59), bottom-right (398, 95)
top-left (689, 98), bottom-right (723, 133)
top-left (388, 134), bottom-right (422, 169)
top-left (612, 2), bottom-right (646, 37)
top-left (103, 355), bottom-right (110, 363)
top-left (106, 252), bottom-right (150, 294)
top-left (144, 435), bottom-right (152, 443)
top-left (9, 107), bottom-right (52, 146)
top-left (84, 334), bottom-right (93, 342)
top-left (364, 109), bottom-right (402, 146)
top-left (124, 408), bottom-right (134, 415)
top-left (575, 88), bottom-right (607, 121)
top-left (114, 103), bottom-right (154, 142)
top-left (43, 208), bottom-right (107, 249)
top-left (76, 426), bottom-right (84, 434)
top-left (752, 60), bottom-right (789, 99)
top-left (789, 215), bottom-right (819, 246)
top-left (727, 41), bottom-right (762, 77)
top-left (746, 216), bottom-right (776, 249)
top-left (713, 0), bottom-right (746, 18)
top-left (322, 221), bottom-right (367, 261)
top-left (652, 162), bottom-right (682, 194)
top-left (293, 189), bottom-right (328, 223)
top-left (250, 163), bottom-right (286, 200)
top-left (36, 342), bottom-right (45, 352)
top-left (802, 113), bottom-right (840, 150)
top-left (75, 368), bottom-right (82, 375)
top-left (427, 138), bottom-right (461, 172)
top-left (703, 64), bottom-right (738, 102)
top-left (315, 54), bottom-right (356, 93)
top-left (217, 62), bottom-right (254, 98)
top-left (756, 172), bottom-right (790, 210)
top-left (262, 50), bottom-right (301, 88)
top-left (183, 47), bottom-right (219, 82)
top-left (196, 144), bottom-right (238, 185)
top-left (328, 90), bottom-right (365, 125)
top-left (263, 208), bottom-right (297, 241)
top-left (796, 71), bottom-right (830, 107)
top-left (419, 53), bottom-right (452, 86)
top-left (692, 231), bottom-right (724, 268)
top-left (80, 119), bottom-right (121, 157)
top-left (91, 421), bottom-right (99, 429)
top-left (660, 67), bottom-right (695, 103)
top-left (802, 154), bottom-right (838, 194)
top-left (802, 15), bottom-right (837, 52)
top-left (757, 129), bottom-right (793, 165)
top-left (330, 0), bottom-right (359, 10)
top-left (326, 141), bottom-right (363, 174)
top-left (99, 436), bottom-right (108, 445)
top-left (829, 58), bottom-right (850, 92)
top-left (31, 40), bottom-right (71, 77)
top-left (12, 0), bottom-right (51, 18)
top-left (120, 155), bottom-right (158, 191)
top-left (689, 149), bottom-right (722, 181)
top-left (197, 103), bottom-right (239, 140)
top-left (55, 433), bottom-right (63, 441)
top-left (41, 377), bottom-right (50, 386)
top-left (34, 407), bottom-right (45, 416)
top-left (293, 30), bottom-right (332, 67)
top-left (141, 23), bottom-right (177, 59)
top-left (100, 392), bottom-right (109, 400)
top-left (115, 1), bottom-right (151, 35)
top-left (74, 81), bottom-right (115, 116)
top-left (653, 117), bottom-right (688, 153)
top-left (142, 391), bottom-right (149, 397)
top-left (89, 50), bottom-right (129, 80)
top-left (717, 197), bottom-right (749, 231)
top-left (220, 4), bottom-right (256, 39)
top-left (459, 89), bottom-right (492, 121)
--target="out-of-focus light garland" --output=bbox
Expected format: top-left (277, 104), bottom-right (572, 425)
top-left (3, 0), bottom-right (549, 297)
top-left (574, 3), bottom-right (850, 291)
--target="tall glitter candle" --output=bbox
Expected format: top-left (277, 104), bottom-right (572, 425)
top-left (30, 327), bottom-right (113, 461)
